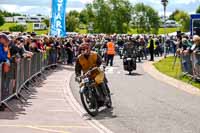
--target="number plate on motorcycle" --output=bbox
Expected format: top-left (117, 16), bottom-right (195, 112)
top-left (127, 58), bottom-right (132, 61)
top-left (83, 78), bottom-right (89, 83)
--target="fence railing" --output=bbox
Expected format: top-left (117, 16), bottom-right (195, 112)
top-left (180, 52), bottom-right (200, 81)
top-left (0, 49), bottom-right (67, 111)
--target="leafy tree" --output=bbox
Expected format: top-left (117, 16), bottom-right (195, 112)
top-left (68, 10), bottom-right (79, 18)
top-left (85, 4), bottom-right (96, 22)
top-left (0, 14), bottom-right (5, 26)
top-left (84, 0), bottom-right (132, 33)
top-left (174, 10), bottom-right (190, 32)
top-left (169, 9), bottom-right (181, 20)
top-left (0, 9), bottom-right (21, 17)
top-left (92, 0), bottom-right (112, 33)
top-left (133, 3), bottom-right (160, 34)
top-left (196, 5), bottom-right (200, 13)
top-left (44, 19), bottom-right (50, 27)
top-left (66, 11), bottom-right (79, 32)
top-left (79, 9), bottom-right (89, 24)
top-left (109, 0), bottom-right (132, 33)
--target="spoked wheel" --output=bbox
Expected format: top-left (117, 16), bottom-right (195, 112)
top-left (80, 90), bottom-right (98, 117)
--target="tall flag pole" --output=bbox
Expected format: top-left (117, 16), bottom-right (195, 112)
top-left (50, 0), bottom-right (67, 37)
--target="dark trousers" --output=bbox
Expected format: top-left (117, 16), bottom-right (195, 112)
top-left (106, 54), bottom-right (114, 66)
top-left (149, 50), bottom-right (154, 61)
top-left (67, 52), bottom-right (73, 64)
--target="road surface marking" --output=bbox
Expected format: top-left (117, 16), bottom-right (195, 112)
top-left (46, 98), bottom-right (65, 101)
top-left (26, 126), bottom-right (69, 133)
top-left (47, 109), bottom-right (73, 112)
top-left (0, 124), bottom-right (91, 128)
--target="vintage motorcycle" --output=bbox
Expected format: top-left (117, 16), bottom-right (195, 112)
top-left (76, 66), bottom-right (112, 117)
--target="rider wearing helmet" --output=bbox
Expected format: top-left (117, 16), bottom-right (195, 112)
top-left (75, 43), bottom-right (109, 102)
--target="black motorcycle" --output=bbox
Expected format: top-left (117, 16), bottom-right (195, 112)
top-left (123, 50), bottom-right (137, 75)
top-left (76, 67), bottom-right (112, 117)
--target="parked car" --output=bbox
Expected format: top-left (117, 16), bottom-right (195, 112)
top-left (161, 20), bottom-right (181, 28)
top-left (33, 23), bottom-right (47, 30)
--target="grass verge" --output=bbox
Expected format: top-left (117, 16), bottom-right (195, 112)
top-left (153, 56), bottom-right (200, 89)
top-left (0, 23), bottom-right (48, 35)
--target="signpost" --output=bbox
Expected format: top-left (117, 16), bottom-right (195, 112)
top-left (190, 14), bottom-right (200, 36)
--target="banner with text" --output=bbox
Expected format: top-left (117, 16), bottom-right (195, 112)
top-left (50, 0), bottom-right (67, 37)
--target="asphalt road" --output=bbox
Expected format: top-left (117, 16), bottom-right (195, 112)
top-left (70, 56), bottom-right (200, 133)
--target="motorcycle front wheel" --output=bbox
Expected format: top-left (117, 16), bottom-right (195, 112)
top-left (80, 89), bottom-right (99, 117)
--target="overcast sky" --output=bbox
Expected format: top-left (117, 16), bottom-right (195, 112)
top-left (0, 0), bottom-right (199, 16)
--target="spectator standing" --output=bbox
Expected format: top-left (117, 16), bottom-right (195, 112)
top-left (106, 38), bottom-right (115, 66)
top-left (148, 36), bottom-right (155, 61)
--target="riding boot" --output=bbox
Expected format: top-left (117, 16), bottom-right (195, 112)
top-left (98, 83), bottom-right (109, 103)
top-left (96, 85), bottom-right (105, 101)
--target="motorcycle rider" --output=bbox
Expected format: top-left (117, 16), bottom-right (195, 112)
top-left (123, 36), bottom-right (137, 58)
top-left (117, 37), bottom-right (124, 59)
top-left (122, 37), bottom-right (137, 70)
top-left (75, 43), bottom-right (110, 103)
top-left (138, 36), bottom-right (147, 60)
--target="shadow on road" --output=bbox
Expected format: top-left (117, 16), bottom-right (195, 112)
top-left (0, 67), bottom-right (59, 120)
top-left (82, 107), bottom-right (117, 121)
top-left (57, 65), bottom-right (75, 71)
top-left (95, 107), bottom-right (117, 120)
top-left (125, 72), bottom-right (143, 76)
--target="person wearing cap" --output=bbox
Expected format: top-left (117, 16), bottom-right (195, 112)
top-left (0, 33), bottom-right (10, 64)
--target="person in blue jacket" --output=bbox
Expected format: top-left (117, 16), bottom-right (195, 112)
top-left (0, 33), bottom-right (10, 64)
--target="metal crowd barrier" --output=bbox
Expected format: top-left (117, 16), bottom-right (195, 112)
top-left (191, 52), bottom-right (200, 80)
top-left (0, 49), bottom-right (65, 111)
top-left (180, 54), bottom-right (193, 76)
top-left (59, 48), bottom-right (68, 64)
top-left (180, 52), bottom-right (200, 81)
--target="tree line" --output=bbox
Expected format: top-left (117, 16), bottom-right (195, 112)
top-left (66, 0), bottom-right (200, 34)
top-left (0, 2), bottom-right (200, 34)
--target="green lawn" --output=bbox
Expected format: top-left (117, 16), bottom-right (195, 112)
top-left (0, 22), bottom-right (48, 35)
top-left (154, 56), bottom-right (200, 89)
top-left (0, 22), bottom-right (178, 35)
top-left (128, 27), bottom-right (177, 35)
top-left (0, 23), bottom-right (17, 31)
top-left (158, 27), bottom-right (178, 34)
